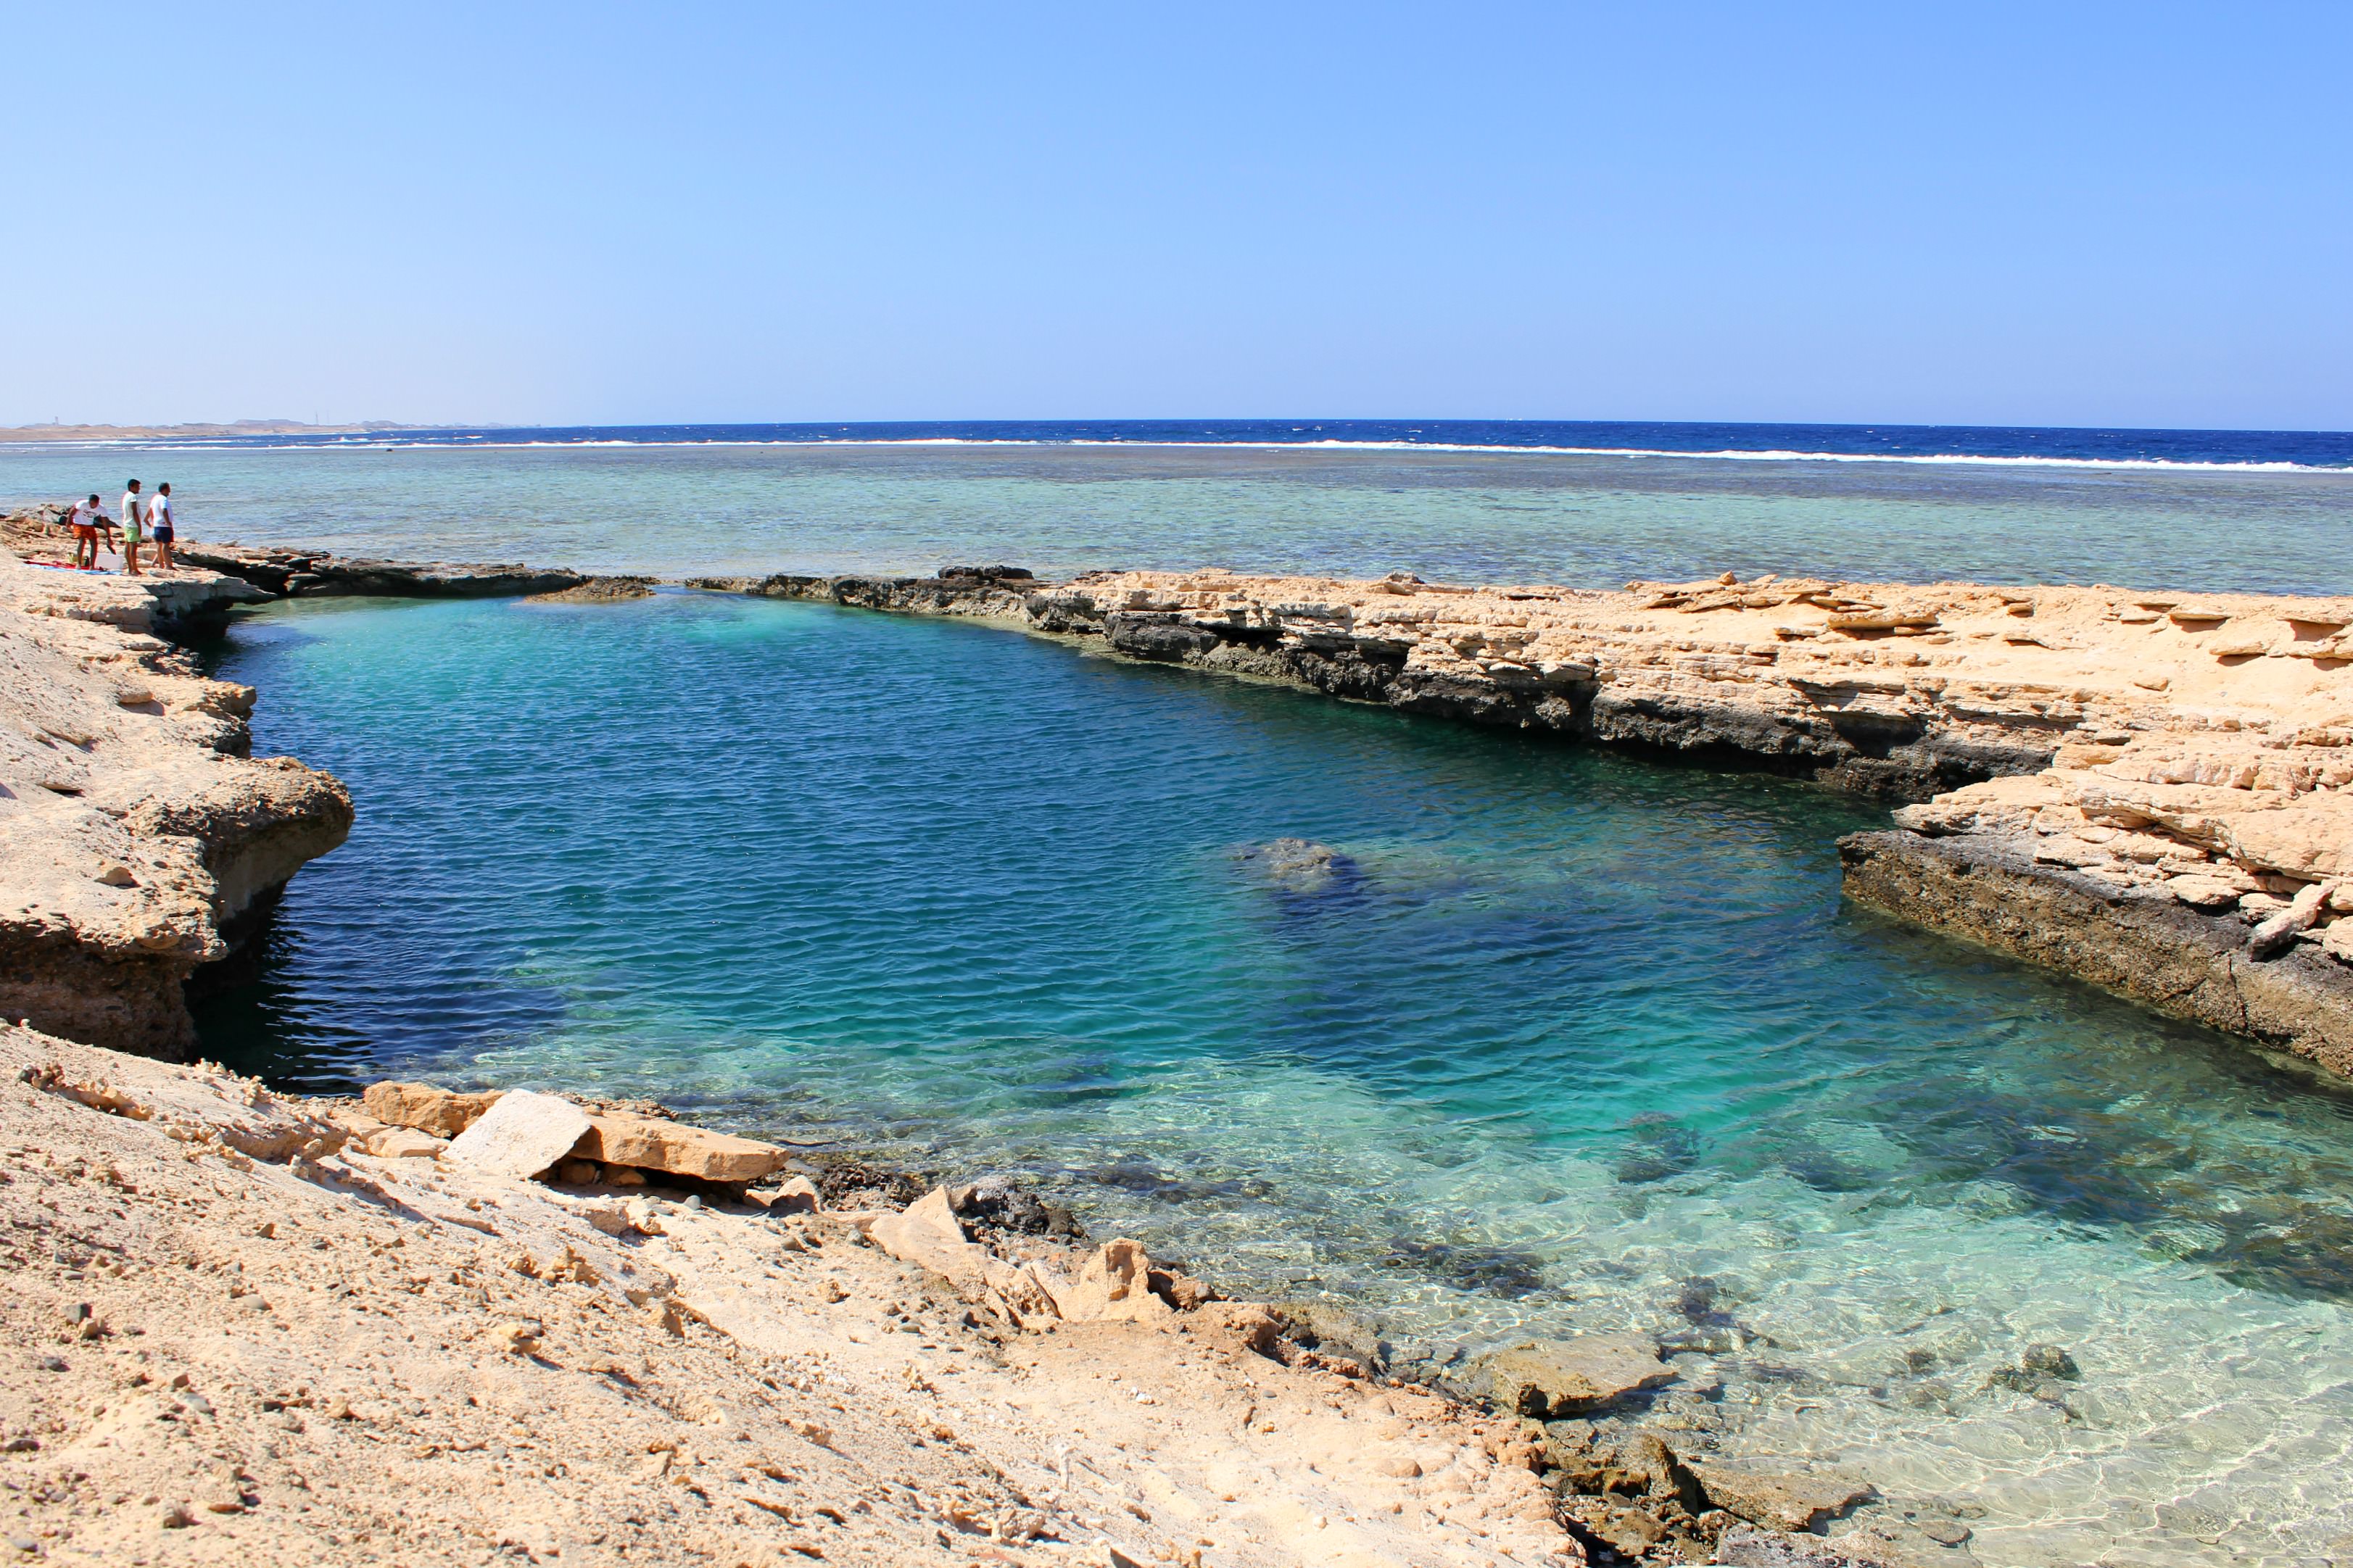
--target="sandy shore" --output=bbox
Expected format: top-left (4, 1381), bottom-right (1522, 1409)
top-left (1, 1023), bottom-right (1965, 1567)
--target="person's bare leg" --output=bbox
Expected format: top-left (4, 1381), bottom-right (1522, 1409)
top-left (125, 539), bottom-right (141, 576)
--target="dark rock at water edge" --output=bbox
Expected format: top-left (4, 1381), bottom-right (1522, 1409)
top-left (178, 542), bottom-right (587, 600)
top-left (1840, 828), bottom-right (2353, 1079)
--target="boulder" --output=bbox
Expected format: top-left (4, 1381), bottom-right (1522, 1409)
top-left (442, 1091), bottom-right (592, 1181)
top-left (2168, 876), bottom-right (2246, 912)
top-left (1048, 1238), bottom-right (1173, 1323)
top-left (867, 1187), bottom-right (1061, 1327)
top-left (1196, 1301), bottom-right (1283, 1356)
top-left (362, 1081), bottom-right (502, 1138)
top-left (579, 1202), bottom-right (634, 1237)
top-left (366, 1127), bottom-right (445, 1159)
top-left (2249, 880), bottom-right (2331, 958)
top-left (572, 1112), bottom-right (787, 1185)
top-left (1692, 1466), bottom-right (1874, 1532)
top-left (766, 1175), bottom-right (820, 1214)
top-left (867, 1187), bottom-right (972, 1275)
top-left (1478, 1335), bottom-right (1674, 1418)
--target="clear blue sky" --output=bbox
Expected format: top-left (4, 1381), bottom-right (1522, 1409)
top-left (6, 4), bottom-right (2346, 430)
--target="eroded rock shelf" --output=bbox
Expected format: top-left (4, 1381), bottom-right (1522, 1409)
top-left (0, 557), bottom-right (352, 1056)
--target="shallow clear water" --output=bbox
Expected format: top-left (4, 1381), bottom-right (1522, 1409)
top-left (195, 592), bottom-right (2353, 1567)
top-left (7, 438), bottom-right (2353, 593)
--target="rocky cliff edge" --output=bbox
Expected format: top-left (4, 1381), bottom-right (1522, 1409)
top-left (0, 555), bottom-right (352, 1057)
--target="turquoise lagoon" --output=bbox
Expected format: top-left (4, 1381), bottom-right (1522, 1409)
top-left (191, 588), bottom-right (2353, 1568)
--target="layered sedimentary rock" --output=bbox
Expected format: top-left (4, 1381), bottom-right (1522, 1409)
top-left (701, 565), bottom-right (2147, 797)
top-left (699, 565), bottom-right (2353, 1068)
top-left (4, 507), bottom-right (588, 600)
top-left (0, 556), bottom-right (352, 1056)
top-left (177, 540), bottom-right (586, 599)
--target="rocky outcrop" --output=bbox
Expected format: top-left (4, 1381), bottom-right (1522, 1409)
top-left (177, 542), bottom-right (585, 599)
top-left (4, 507), bottom-right (590, 602)
top-left (691, 565), bottom-right (2272, 801)
top-left (1478, 1336), bottom-right (1677, 1418)
top-left (360, 1079), bottom-right (796, 1186)
top-left (687, 563), bottom-right (1041, 621)
top-left (526, 574), bottom-right (656, 603)
top-left (1840, 828), bottom-right (2353, 1075)
top-left (692, 566), bottom-right (2353, 1069)
top-left (0, 556), bottom-right (351, 1057)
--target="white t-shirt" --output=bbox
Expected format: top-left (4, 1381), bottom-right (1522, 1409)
top-left (119, 490), bottom-right (144, 530)
top-left (68, 500), bottom-right (104, 530)
top-left (149, 494), bottom-right (172, 530)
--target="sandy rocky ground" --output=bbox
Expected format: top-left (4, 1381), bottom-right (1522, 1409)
top-left (0, 1024), bottom-right (1959, 1568)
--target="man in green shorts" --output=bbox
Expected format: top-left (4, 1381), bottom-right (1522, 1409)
top-left (117, 478), bottom-right (144, 576)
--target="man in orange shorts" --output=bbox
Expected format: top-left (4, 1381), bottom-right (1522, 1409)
top-left (65, 494), bottom-right (107, 571)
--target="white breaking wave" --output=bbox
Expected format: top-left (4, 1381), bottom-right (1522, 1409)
top-left (3, 434), bottom-right (2342, 473)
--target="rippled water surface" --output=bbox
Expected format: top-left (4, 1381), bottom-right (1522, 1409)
top-left (195, 592), bottom-right (2353, 1567)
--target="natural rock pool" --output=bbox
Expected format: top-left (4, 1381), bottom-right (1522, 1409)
top-left (197, 590), bottom-right (2353, 1567)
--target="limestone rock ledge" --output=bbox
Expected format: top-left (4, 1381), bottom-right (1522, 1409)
top-left (700, 565), bottom-right (2283, 800)
top-left (1842, 828), bottom-right (2353, 1075)
top-left (178, 541), bottom-right (586, 599)
top-left (0, 556), bottom-right (352, 1057)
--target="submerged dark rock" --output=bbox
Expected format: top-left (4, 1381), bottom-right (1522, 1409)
top-left (1616, 1113), bottom-right (1703, 1184)
top-left (1378, 1237), bottom-right (1549, 1295)
top-left (951, 1174), bottom-right (1088, 1240)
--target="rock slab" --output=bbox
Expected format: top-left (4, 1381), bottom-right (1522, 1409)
top-left (363, 1081), bottom-right (503, 1137)
top-left (442, 1091), bottom-right (592, 1181)
top-left (1479, 1335), bottom-right (1674, 1417)
top-left (573, 1112), bottom-right (788, 1185)
top-left (1693, 1467), bottom-right (1874, 1533)
top-left (867, 1187), bottom-right (1061, 1327)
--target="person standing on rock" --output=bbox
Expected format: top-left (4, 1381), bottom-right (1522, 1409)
top-left (147, 483), bottom-right (176, 572)
top-left (116, 478), bottom-right (145, 576)
top-left (65, 494), bottom-right (107, 571)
